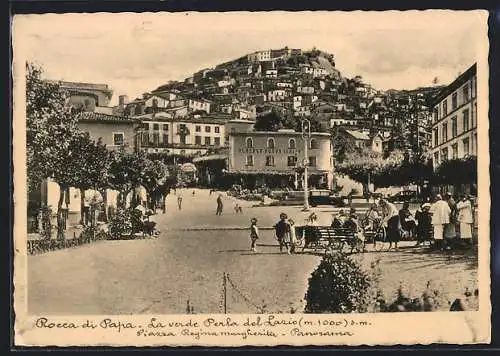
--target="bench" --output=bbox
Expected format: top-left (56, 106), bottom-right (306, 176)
top-left (299, 226), bottom-right (363, 254)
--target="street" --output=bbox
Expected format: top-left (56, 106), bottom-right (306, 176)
top-left (28, 189), bottom-right (478, 315)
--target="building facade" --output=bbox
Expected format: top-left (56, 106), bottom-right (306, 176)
top-left (77, 112), bottom-right (139, 153)
top-left (430, 64), bottom-right (477, 169)
top-left (137, 116), bottom-right (227, 158)
top-left (227, 130), bottom-right (333, 189)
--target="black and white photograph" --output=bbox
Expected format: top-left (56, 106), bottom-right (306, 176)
top-left (12, 10), bottom-right (490, 346)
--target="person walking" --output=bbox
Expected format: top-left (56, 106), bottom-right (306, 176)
top-left (456, 194), bottom-right (473, 246)
top-left (177, 190), bottom-right (183, 210)
top-left (379, 198), bottom-right (401, 250)
top-left (216, 194), bottom-right (224, 216)
top-left (249, 218), bottom-right (260, 252)
top-left (275, 212), bottom-right (292, 254)
top-left (429, 194), bottom-right (451, 250)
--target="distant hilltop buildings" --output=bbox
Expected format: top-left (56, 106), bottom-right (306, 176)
top-left (52, 47), bottom-right (462, 171)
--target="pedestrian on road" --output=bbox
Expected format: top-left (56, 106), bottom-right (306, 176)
top-left (399, 202), bottom-right (416, 239)
top-left (177, 191), bottom-right (183, 210)
top-left (379, 198), bottom-right (401, 250)
top-left (249, 218), bottom-right (259, 252)
top-left (456, 194), bottom-right (473, 245)
top-left (216, 194), bottom-right (224, 216)
top-left (444, 192), bottom-right (457, 249)
top-left (275, 212), bottom-right (292, 254)
top-left (429, 194), bottom-right (451, 250)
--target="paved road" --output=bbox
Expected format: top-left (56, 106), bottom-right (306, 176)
top-left (27, 188), bottom-right (478, 315)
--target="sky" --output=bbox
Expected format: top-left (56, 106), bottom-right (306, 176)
top-left (13, 11), bottom-right (487, 106)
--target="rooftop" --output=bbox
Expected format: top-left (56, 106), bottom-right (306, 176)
top-left (76, 112), bottom-right (139, 124)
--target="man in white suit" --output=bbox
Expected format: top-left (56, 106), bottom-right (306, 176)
top-left (429, 194), bottom-right (451, 250)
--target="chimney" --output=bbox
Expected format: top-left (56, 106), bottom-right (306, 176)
top-left (119, 95), bottom-right (129, 107)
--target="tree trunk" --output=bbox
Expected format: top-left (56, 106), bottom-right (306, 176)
top-left (101, 189), bottom-right (108, 223)
top-left (79, 187), bottom-right (85, 225)
top-left (56, 185), bottom-right (66, 241)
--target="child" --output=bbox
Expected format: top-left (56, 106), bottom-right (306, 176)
top-left (250, 218), bottom-right (259, 252)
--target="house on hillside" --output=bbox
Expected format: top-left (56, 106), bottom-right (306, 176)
top-left (333, 128), bottom-right (386, 154)
top-left (188, 98), bottom-right (212, 114)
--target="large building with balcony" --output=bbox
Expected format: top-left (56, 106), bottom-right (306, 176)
top-left (430, 63), bottom-right (477, 169)
top-left (137, 115), bottom-right (227, 161)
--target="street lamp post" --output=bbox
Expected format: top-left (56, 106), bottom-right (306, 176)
top-left (301, 119), bottom-right (311, 211)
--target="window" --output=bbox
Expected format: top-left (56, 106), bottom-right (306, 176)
top-left (141, 123), bottom-right (149, 130)
top-left (195, 136), bottom-right (202, 145)
top-left (162, 134), bottom-right (168, 145)
top-left (310, 139), bottom-right (318, 149)
top-left (308, 156), bottom-right (317, 166)
top-left (215, 126), bottom-right (220, 133)
top-left (195, 125), bottom-right (201, 132)
top-left (267, 138), bottom-right (275, 148)
top-left (441, 147), bottom-right (448, 161)
top-left (205, 126), bottom-right (211, 133)
top-left (265, 156), bottom-right (275, 166)
top-left (113, 133), bottom-right (124, 146)
top-left (287, 156), bottom-right (297, 167)
top-left (205, 137), bottom-right (211, 146)
top-left (288, 138), bottom-right (296, 149)
top-left (141, 132), bottom-right (149, 146)
top-left (451, 143), bottom-right (458, 159)
top-left (451, 93), bottom-right (458, 110)
top-left (463, 84), bottom-right (469, 101)
top-left (463, 138), bottom-right (470, 156)
top-left (152, 132), bottom-right (160, 145)
top-left (433, 128), bottom-right (439, 147)
top-left (246, 137), bottom-right (253, 148)
top-left (433, 108), bottom-right (438, 122)
top-left (434, 152), bottom-right (440, 166)
top-left (442, 100), bottom-right (448, 116)
top-left (442, 123), bottom-right (448, 142)
top-left (153, 123), bottom-right (159, 130)
top-left (246, 155), bottom-right (254, 166)
top-left (463, 109), bottom-right (470, 132)
top-left (214, 137), bottom-right (221, 146)
top-left (451, 116), bottom-right (457, 137)
top-left (162, 124), bottom-right (169, 131)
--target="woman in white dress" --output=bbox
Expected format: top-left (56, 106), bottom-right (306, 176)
top-left (456, 195), bottom-right (473, 244)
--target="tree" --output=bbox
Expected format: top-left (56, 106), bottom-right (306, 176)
top-left (331, 128), bottom-right (358, 164)
top-left (67, 133), bottom-right (111, 224)
top-left (336, 148), bottom-right (405, 195)
top-left (435, 156), bottom-right (477, 187)
top-left (26, 62), bottom-right (79, 193)
top-left (108, 149), bottom-right (148, 209)
top-left (254, 111), bottom-right (283, 131)
top-left (26, 62), bottom-right (80, 238)
top-left (140, 159), bottom-right (168, 209)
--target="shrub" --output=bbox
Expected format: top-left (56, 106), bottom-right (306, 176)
top-left (304, 252), bottom-right (372, 313)
top-left (108, 208), bottom-right (133, 239)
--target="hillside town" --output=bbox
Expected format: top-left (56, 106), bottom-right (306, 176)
top-left (26, 46), bottom-right (479, 316)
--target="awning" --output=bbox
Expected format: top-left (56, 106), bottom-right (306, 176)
top-left (192, 154), bottom-right (227, 163)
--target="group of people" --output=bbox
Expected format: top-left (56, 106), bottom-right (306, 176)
top-left (330, 192), bottom-right (475, 251)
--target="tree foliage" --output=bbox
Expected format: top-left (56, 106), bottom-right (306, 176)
top-left (108, 150), bottom-right (149, 207)
top-left (254, 111), bottom-right (326, 132)
top-left (305, 252), bottom-right (372, 313)
top-left (26, 62), bottom-right (79, 193)
top-left (435, 156), bottom-right (477, 185)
